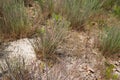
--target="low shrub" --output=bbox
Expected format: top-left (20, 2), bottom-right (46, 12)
top-left (31, 14), bottom-right (70, 59)
top-left (100, 26), bottom-right (120, 55)
top-left (0, 0), bottom-right (30, 40)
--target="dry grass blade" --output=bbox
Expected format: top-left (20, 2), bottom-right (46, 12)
top-left (0, 56), bottom-right (41, 80)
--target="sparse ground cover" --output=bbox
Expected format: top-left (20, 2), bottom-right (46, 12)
top-left (0, 0), bottom-right (120, 80)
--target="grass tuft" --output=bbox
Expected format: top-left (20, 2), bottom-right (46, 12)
top-left (100, 26), bottom-right (120, 55)
top-left (0, 0), bottom-right (30, 40)
top-left (31, 14), bottom-right (70, 59)
top-left (36, 0), bottom-right (102, 30)
top-left (60, 0), bottom-right (101, 29)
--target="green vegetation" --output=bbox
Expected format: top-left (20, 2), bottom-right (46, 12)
top-left (0, 0), bottom-right (120, 79)
top-left (32, 14), bottom-right (70, 59)
top-left (37, 0), bottom-right (102, 29)
top-left (102, 0), bottom-right (120, 18)
top-left (102, 0), bottom-right (116, 10)
top-left (105, 62), bottom-right (118, 80)
top-left (60, 0), bottom-right (102, 29)
top-left (35, 0), bottom-right (55, 20)
top-left (0, 0), bottom-right (30, 40)
top-left (113, 5), bottom-right (120, 18)
top-left (100, 26), bottom-right (120, 55)
top-left (102, 0), bottom-right (120, 10)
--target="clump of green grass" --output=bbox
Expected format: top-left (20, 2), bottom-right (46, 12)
top-left (36, 0), bottom-right (102, 29)
top-left (100, 26), bottom-right (120, 55)
top-left (32, 13), bottom-right (70, 59)
top-left (30, 15), bottom-right (70, 80)
top-left (0, 0), bottom-right (30, 40)
top-left (60, 0), bottom-right (102, 29)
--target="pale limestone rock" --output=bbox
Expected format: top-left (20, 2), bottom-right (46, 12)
top-left (4, 38), bottom-right (36, 65)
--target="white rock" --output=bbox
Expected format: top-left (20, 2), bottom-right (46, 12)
top-left (4, 38), bottom-right (36, 65)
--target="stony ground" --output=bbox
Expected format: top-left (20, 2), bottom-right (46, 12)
top-left (0, 29), bottom-right (119, 80)
top-left (0, 2), bottom-right (120, 80)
